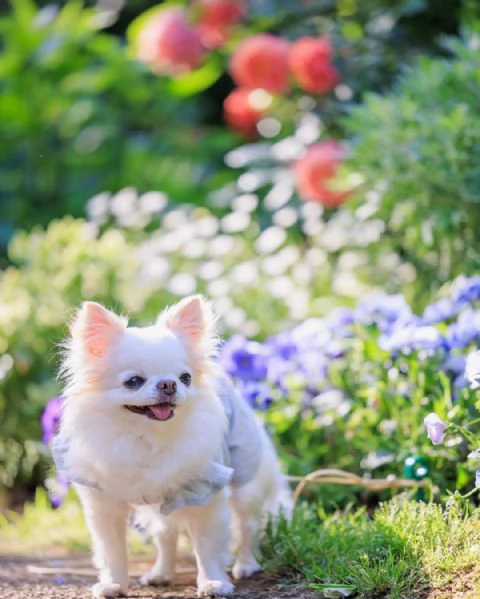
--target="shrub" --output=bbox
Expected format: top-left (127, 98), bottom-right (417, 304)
top-left (345, 27), bottom-right (480, 289)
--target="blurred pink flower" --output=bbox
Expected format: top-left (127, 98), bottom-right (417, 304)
top-left (223, 88), bottom-right (269, 137)
top-left (195, 0), bottom-right (246, 49)
top-left (424, 413), bottom-right (448, 445)
top-left (136, 8), bottom-right (205, 75)
top-left (289, 37), bottom-right (339, 94)
top-left (229, 34), bottom-right (290, 94)
top-left (294, 140), bottom-right (350, 207)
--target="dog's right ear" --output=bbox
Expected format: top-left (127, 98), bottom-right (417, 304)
top-left (70, 302), bottom-right (127, 358)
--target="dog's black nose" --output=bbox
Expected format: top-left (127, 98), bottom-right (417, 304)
top-left (156, 379), bottom-right (177, 396)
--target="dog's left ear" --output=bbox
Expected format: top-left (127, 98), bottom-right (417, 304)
top-left (160, 295), bottom-right (216, 346)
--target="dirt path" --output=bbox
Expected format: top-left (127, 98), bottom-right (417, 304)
top-left (3, 553), bottom-right (480, 599)
top-left (0, 554), bottom-right (318, 599)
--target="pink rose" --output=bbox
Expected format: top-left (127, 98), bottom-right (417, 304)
top-left (223, 88), bottom-right (268, 137)
top-left (294, 141), bottom-right (351, 207)
top-left (289, 37), bottom-right (339, 94)
top-left (229, 34), bottom-right (290, 94)
top-left (195, 0), bottom-right (246, 49)
top-left (137, 8), bottom-right (205, 75)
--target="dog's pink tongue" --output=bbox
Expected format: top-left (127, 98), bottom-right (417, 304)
top-left (150, 404), bottom-right (172, 421)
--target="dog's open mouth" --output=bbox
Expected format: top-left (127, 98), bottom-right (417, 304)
top-left (125, 402), bottom-right (175, 421)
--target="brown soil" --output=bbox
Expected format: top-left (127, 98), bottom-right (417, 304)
top-left (423, 566), bottom-right (480, 599)
top-left (1, 554), bottom-right (480, 599)
top-left (0, 554), bottom-right (318, 599)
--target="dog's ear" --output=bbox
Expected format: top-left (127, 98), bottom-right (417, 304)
top-left (70, 302), bottom-right (127, 358)
top-left (160, 295), bottom-right (216, 346)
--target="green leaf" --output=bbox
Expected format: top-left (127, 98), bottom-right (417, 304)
top-left (167, 59), bottom-right (222, 96)
top-left (342, 21), bottom-right (363, 42)
top-left (10, 0), bottom-right (36, 27)
top-left (456, 464), bottom-right (471, 490)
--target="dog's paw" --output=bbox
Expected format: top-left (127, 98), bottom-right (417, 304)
top-left (92, 582), bottom-right (126, 598)
top-left (139, 570), bottom-right (173, 586)
top-left (232, 559), bottom-right (261, 580)
top-left (197, 579), bottom-right (234, 597)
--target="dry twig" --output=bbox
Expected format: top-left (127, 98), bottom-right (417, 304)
top-left (287, 468), bottom-right (428, 506)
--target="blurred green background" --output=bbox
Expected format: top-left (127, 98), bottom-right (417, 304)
top-left (1, 0), bottom-right (480, 508)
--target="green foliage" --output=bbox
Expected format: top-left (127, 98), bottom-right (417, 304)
top-left (0, 0), bottom-right (231, 249)
top-left (0, 487), bottom-right (148, 555)
top-left (266, 335), bottom-right (477, 505)
top-left (1, 0), bottom-right (477, 255)
top-left (345, 27), bottom-right (480, 288)
top-left (262, 497), bottom-right (480, 597)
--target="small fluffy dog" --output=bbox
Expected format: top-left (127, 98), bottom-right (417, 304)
top-left (53, 295), bottom-right (291, 598)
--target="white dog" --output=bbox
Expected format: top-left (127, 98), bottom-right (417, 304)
top-left (53, 295), bottom-right (291, 598)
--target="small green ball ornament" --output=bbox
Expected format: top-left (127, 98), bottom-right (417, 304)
top-left (404, 455), bottom-right (429, 501)
top-left (404, 455), bottom-right (430, 480)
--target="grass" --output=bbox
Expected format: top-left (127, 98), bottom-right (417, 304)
top-left (261, 494), bottom-right (480, 598)
top-left (0, 488), bottom-right (148, 556)
top-left (2, 489), bottom-right (480, 597)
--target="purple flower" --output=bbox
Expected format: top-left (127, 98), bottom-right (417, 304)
top-left (240, 381), bottom-right (273, 410)
top-left (45, 474), bottom-right (69, 509)
top-left (379, 324), bottom-right (443, 353)
top-left (298, 351), bottom-right (328, 389)
top-left (453, 373), bottom-right (468, 390)
top-left (424, 413), bottom-right (448, 445)
top-left (326, 307), bottom-right (355, 330)
top-left (421, 298), bottom-right (457, 325)
top-left (476, 469), bottom-right (480, 489)
top-left (445, 309), bottom-right (480, 350)
top-left (355, 293), bottom-right (413, 331)
top-left (41, 396), bottom-right (65, 444)
top-left (442, 354), bottom-right (466, 375)
top-left (452, 276), bottom-right (480, 307)
top-left (266, 357), bottom-right (294, 394)
top-left (291, 318), bottom-right (331, 349)
top-left (218, 335), bottom-right (268, 381)
top-left (265, 332), bottom-right (297, 361)
top-left (325, 340), bottom-right (345, 360)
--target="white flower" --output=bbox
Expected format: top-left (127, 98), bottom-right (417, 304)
top-left (465, 350), bottom-right (480, 389)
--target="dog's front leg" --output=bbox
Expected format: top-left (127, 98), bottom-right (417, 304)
top-left (76, 486), bottom-right (129, 598)
top-left (183, 492), bottom-right (234, 597)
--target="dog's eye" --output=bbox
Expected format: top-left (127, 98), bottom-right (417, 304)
top-left (124, 375), bottom-right (146, 389)
top-left (179, 372), bottom-right (192, 386)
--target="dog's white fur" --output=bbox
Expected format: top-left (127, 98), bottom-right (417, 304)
top-left (57, 296), bottom-right (291, 598)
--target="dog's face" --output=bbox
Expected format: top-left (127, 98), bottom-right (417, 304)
top-left (101, 325), bottom-right (193, 421)
top-left (64, 295), bottom-right (217, 422)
